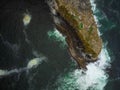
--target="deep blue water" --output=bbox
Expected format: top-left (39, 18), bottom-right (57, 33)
top-left (0, 0), bottom-right (120, 90)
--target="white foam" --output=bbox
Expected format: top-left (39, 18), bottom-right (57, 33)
top-left (56, 47), bottom-right (111, 90)
top-left (0, 70), bottom-right (8, 76)
top-left (23, 12), bottom-right (32, 26)
top-left (0, 68), bottom-right (24, 77)
top-left (90, 0), bottom-right (102, 36)
top-left (27, 57), bottom-right (46, 69)
top-left (74, 47), bottom-right (111, 90)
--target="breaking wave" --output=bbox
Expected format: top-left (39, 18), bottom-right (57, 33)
top-left (90, 0), bottom-right (116, 34)
top-left (47, 29), bottom-right (111, 90)
top-left (55, 46), bottom-right (111, 90)
top-left (47, 28), bottom-right (67, 48)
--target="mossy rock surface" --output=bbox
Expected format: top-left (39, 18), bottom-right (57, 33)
top-left (55, 0), bottom-right (102, 58)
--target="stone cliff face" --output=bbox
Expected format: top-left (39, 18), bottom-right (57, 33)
top-left (48, 0), bottom-right (102, 68)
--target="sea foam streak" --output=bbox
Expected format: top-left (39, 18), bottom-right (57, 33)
top-left (0, 57), bottom-right (47, 78)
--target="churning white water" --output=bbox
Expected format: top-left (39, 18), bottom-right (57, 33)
top-left (55, 46), bottom-right (111, 90)
top-left (52, 47), bottom-right (111, 90)
top-left (47, 25), bottom-right (111, 90)
top-left (49, 30), bottom-right (111, 90)
top-left (47, 28), bottom-right (111, 90)
top-left (74, 47), bottom-right (110, 90)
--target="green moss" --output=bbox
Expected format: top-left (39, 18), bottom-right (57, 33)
top-left (79, 23), bottom-right (83, 30)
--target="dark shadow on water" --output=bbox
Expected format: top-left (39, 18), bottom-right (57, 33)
top-left (0, 0), bottom-right (74, 90)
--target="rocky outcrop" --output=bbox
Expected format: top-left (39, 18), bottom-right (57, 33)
top-left (48, 0), bottom-right (102, 69)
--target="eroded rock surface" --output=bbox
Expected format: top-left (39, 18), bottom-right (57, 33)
top-left (48, 0), bottom-right (102, 68)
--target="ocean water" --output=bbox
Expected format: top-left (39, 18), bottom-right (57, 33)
top-left (0, 0), bottom-right (120, 90)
